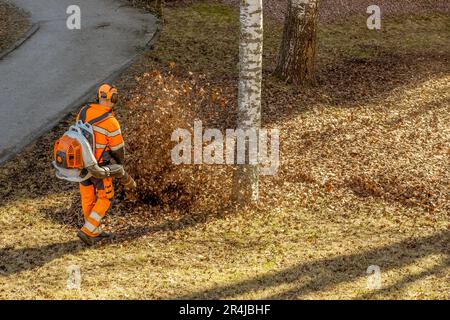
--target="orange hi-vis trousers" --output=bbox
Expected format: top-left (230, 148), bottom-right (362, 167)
top-left (79, 177), bottom-right (114, 237)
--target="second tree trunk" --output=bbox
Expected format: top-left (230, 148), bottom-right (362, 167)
top-left (275, 0), bottom-right (319, 86)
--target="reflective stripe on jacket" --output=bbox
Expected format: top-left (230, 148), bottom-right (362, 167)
top-left (76, 104), bottom-right (125, 163)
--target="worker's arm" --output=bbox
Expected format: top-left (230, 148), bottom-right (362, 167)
top-left (89, 117), bottom-right (136, 189)
top-left (110, 147), bottom-right (125, 165)
top-left (85, 164), bottom-right (136, 189)
top-left (107, 118), bottom-right (126, 165)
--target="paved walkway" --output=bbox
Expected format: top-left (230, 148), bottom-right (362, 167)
top-left (0, 0), bottom-right (158, 163)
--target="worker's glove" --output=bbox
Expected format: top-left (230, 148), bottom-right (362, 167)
top-left (87, 164), bottom-right (125, 179)
top-left (104, 164), bottom-right (125, 178)
top-left (120, 172), bottom-right (137, 190)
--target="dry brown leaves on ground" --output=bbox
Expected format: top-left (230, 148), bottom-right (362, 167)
top-left (0, 1), bottom-right (449, 299)
top-left (221, 0), bottom-right (450, 23)
top-left (0, 0), bottom-right (30, 54)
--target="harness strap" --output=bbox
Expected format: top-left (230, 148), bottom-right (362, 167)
top-left (78, 104), bottom-right (113, 163)
top-left (79, 104), bottom-right (89, 123)
top-left (88, 111), bottom-right (112, 125)
top-left (79, 104), bottom-right (112, 125)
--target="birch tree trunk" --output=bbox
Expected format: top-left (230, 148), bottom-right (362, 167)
top-left (275, 0), bottom-right (319, 86)
top-left (231, 0), bottom-right (263, 205)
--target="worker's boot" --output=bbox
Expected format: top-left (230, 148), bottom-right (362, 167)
top-left (77, 230), bottom-right (111, 246)
top-left (98, 231), bottom-right (114, 240)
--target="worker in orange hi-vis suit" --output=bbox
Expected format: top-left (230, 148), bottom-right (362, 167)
top-left (76, 83), bottom-right (136, 246)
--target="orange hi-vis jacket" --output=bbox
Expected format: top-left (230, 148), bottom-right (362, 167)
top-left (76, 103), bottom-right (124, 164)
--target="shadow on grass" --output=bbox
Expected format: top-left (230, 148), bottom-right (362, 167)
top-left (0, 204), bottom-right (210, 276)
top-left (356, 256), bottom-right (450, 299)
top-left (0, 240), bottom-right (83, 276)
top-left (316, 51), bottom-right (448, 106)
top-left (173, 230), bottom-right (449, 299)
top-left (262, 50), bottom-right (449, 127)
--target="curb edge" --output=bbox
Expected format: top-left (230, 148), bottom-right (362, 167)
top-left (0, 22), bottom-right (40, 61)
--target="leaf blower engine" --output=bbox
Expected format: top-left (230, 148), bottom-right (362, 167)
top-left (53, 120), bottom-right (135, 188)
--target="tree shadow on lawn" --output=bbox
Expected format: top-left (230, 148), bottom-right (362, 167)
top-left (356, 255), bottom-right (450, 299)
top-left (0, 239), bottom-right (83, 276)
top-left (0, 202), bottom-right (211, 276)
top-left (174, 229), bottom-right (449, 299)
top-left (262, 50), bottom-right (449, 126)
top-left (1, 210), bottom-right (448, 299)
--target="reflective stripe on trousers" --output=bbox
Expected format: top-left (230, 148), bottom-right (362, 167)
top-left (82, 210), bottom-right (103, 237)
top-left (79, 177), bottom-right (114, 237)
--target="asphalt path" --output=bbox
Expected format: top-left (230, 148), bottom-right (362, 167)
top-left (0, 0), bottom-right (158, 163)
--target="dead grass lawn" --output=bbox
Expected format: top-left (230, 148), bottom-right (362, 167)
top-left (0, 1), bottom-right (449, 299)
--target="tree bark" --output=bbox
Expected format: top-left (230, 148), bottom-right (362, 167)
top-left (154, 0), bottom-right (164, 18)
top-left (231, 0), bottom-right (263, 205)
top-left (275, 0), bottom-right (319, 86)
